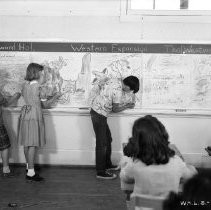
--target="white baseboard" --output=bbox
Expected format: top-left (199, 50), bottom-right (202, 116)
top-left (4, 148), bottom-right (211, 168)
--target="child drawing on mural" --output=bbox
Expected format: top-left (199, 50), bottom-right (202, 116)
top-left (18, 63), bottom-right (62, 182)
top-left (89, 57), bottom-right (140, 107)
top-left (0, 91), bottom-right (21, 177)
top-left (89, 71), bottom-right (136, 107)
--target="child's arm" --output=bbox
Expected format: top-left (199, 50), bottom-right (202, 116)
top-left (112, 102), bottom-right (135, 113)
top-left (1, 92), bottom-right (21, 107)
top-left (41, 92), bottom-right (62, 109)
top-left (169, 143), bottom-right (185, 161)
top-left (120, 159), bottom-right (135, 184)
top-left (120, 158), bottom-right (135, 195)
top-left (0, 93), bottom-right (7, 106)
top-left (179, 157), bottom-right (198, 181)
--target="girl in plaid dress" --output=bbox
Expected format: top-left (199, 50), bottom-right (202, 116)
top-left (18, 63), bottom-right (61, 182)
top-left (0, 92), bottom-right (21, 177)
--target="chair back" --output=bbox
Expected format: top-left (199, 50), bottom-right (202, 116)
top-left (128, 193), bottom-right (165, 210)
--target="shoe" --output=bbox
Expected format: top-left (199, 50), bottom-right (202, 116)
top-left (205, 147), bottom-right (211, 156)
top-left (106, 165), bottom-right (120, 171)
top-left (2, 172), bottom-right (16, 178)
top-left (96, 171), bottom-right (117, 180)
top-left (26, 174), bottom-right (44, 182)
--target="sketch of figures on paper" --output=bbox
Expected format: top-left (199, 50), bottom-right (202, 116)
top-left (0, 52), bottom-right (92, 107)
top-left (0, 69), bottom-right (22, 96)
top-left (39, 53), bottom-right (91, 107)
top-left (41, 56), bottom-right (65, 100)
top-left (0, 52), bottom-right (28, 98)
top-left (192, 55), bottom-right (211, 108)
top-left (142, 54), bottom-right (193, 109)
top-left (59, 53), bottom-right (91, 106)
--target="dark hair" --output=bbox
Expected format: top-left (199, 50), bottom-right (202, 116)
top-left (125, 115), bottom-right (175, 165)
top-left (123, 76), bottom-right (140, 93)
top-left (163, 192), bottom-right (183, 210)
top-left (144, 115), bottom-right (170, 145)
top-left (25, 63), bottom-right (44, 81)
top-left (182, 172), bottom-right (211, 204)
top-left (163, 172), bottom-right (211, 210)
top-left (123, 137), bottom-right (137, 158)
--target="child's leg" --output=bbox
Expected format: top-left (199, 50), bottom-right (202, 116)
top-left (27, 146), bottom-right (36, 176)
top-left (25, 146), bottom-right (44, 182)
top-left (24, 147), bottom-right (29, 170)
top-left (124, 190), bottom-right (133, 210)
top-left (1, 148), bottom-right (10, 173)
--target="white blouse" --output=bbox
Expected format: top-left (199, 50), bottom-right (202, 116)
top-left (120, 155), bottom-right (197, 197)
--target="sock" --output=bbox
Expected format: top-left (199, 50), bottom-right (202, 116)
top-left (27, 169), bottom-right (35, 177)
top-left (3, 166), bottom-right (10, 174)
top-left (126, 200), bottom-right (131, 209)
top-left (26, 163), bottom-right (28, 170)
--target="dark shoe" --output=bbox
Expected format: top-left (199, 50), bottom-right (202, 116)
top-left (26, 174), bottom-right (44, 182)
top-left (2, 172), bottom-right (16, 178)
top-left (106, 165), bottom-right (120, 171)
top-left (96, 171), bottom-right (117, 180)
top-left (205, 147), bottom-right (211, 156)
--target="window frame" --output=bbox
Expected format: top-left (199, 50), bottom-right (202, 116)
top-left (120, 0), bottom-right (211, 22)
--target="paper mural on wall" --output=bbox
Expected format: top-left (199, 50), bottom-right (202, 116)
top-left (1, 50), bottom-right (211, 110)
top-left (0, 52), bottom-right (142, 107)
top-left (142, 54), bottom-right (211, 110)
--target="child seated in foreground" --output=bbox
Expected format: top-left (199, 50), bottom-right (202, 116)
top-left (120, 115), bottom-right (197, 201)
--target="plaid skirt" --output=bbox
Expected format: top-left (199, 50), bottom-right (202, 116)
top-left (0, 125), bottom-right (10, 151)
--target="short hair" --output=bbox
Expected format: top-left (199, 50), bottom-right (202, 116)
top-left (131, 116), bottom-right (175, 165)
top-left (25, 63), bottom-right (44, 81)
top-left (123, 76), bottom-right (140, 93)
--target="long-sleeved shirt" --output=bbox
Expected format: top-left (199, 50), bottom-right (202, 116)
top-left (120, 155), bottom-right (197, 197)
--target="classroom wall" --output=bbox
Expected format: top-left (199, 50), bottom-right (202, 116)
top-left (1, 0), bottom-right (211, 167)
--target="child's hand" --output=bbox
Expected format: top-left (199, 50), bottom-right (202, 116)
top-left (122, 143), bottom-right (127, 150)
top-left (14, 92), bottom-right (21, 99)
top-left (53, 92), bottom-right (63, 99)
top-left (126, 103), bottom-right (135, 109)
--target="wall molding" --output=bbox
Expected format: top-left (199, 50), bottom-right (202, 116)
top-left (5, 148), bottom-right (210, 168)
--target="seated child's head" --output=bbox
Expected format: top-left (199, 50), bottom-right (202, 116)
top-left (144, 115), bottom-right (170, 145)
top-left (124, 115), bottom-right (175, 165)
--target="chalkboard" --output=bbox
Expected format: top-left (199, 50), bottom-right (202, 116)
top-left (1, 41), bottom-right (211, 112)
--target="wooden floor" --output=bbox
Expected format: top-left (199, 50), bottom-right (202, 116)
top-left (0, 166), bottom-right (127, 210)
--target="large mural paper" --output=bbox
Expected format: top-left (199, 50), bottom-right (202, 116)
top-left (0, 52), bottom-right (142, 107)
top-left (1, 51), bottom-right (211, 110)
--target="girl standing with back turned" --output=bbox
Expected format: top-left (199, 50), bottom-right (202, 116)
top-left (18, 63), bottom-right (61, 182)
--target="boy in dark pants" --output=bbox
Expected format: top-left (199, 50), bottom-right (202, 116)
top-left (90, 76), bottom-right (139, 179)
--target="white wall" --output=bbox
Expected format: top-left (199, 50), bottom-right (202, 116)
top-left (3, 108), bottom-right (211, 168)
top-left (1, 0), bottom-right (211, 167)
